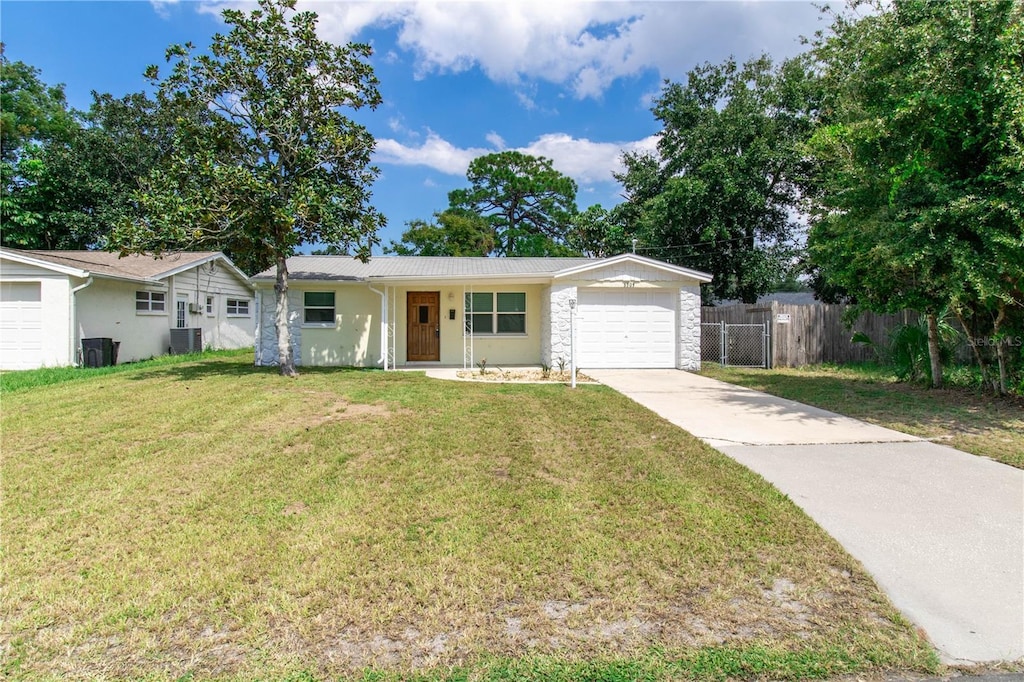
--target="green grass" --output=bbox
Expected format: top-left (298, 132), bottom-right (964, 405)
top-left (1, 355), bottom-right (938, 679)
top-left (701, 363), bottom-right (1024, 469)
top-left (0, 347), bottom-right (253, 393)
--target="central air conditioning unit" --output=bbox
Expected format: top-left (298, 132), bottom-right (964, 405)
top-left (169, 327), bottom-right (202, 354)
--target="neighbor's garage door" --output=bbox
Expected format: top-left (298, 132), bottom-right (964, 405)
top-left (577, 289), bottom-right (676, 368)
top-left (0, 282), bottom-right (44, 370)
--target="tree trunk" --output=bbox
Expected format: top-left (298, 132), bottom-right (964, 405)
top-left (993, 303), bottom-right (1007, 395)
top-left (926, 312), bottom-right (943, 389)
top-left (955, 307), bottom-right (994, 390)
top-left (275, 255), bottom-right (298, 377)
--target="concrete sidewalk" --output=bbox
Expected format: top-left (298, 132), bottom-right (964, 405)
top-left (589, 369), bottom-right (1024, 665)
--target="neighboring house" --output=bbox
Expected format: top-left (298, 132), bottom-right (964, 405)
top-left (252, 253), bottom-right (712, 370)
top-left (0, 248), bottom-right (255, 370)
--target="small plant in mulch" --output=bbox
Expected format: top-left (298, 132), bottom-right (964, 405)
top-left (476, 358), bottom-right (488, 375)
top-left (455, 368), bottom-right (597, 383)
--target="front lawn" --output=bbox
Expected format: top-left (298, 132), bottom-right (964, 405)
top-left (701, 364), bottom-right (1024, 469)
top-left (1, 355), bottom-right (936, 680)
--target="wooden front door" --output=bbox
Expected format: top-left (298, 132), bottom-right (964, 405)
top-left (407, 291), bottom-right (440, 361)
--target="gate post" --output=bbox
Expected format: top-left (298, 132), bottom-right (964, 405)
top-left (761, 321), bottom-right (770, 368)
top-left (720, 320), bottom-right (727, 367)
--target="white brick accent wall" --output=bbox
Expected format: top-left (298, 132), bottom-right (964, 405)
top-left (545, 283), bottom-right (576, 367)
top-left (256, 287), bottom-right (303, 366)
top-left (677, 284), bottom-right (701, 370)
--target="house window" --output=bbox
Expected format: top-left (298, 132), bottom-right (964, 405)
top-left (206, 296), bottom-right (215, 315)
top-left (303, 291), bottom-right (335, 324)
top-left (226, 298), bottom-right (250, 316)
top-left (135, 291), bottom-right (165, 313)
top-left (464, 292), bottom-right (526, 335)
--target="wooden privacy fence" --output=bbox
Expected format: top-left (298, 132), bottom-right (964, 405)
top-left (701, 302), bottom-right (917, 368)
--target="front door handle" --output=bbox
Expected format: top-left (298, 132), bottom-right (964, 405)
top-left (435, 326), bottom-right (440, 338)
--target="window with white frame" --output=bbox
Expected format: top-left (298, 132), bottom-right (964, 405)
top-left (464, 292), bottom-right (526, 335)
top-left (226, 298), bottom-right (250, 316)
top-left (206, 295), bottom-right (215, 315)
top-left (135, 291), bottom-right (166, 313)
top-left (303, 291), bottom-right (335, 324)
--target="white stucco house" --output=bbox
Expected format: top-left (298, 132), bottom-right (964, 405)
top-left (0, 248), bottom-right (255, 370)
top-left (252, 253), bottom-right (712, 371)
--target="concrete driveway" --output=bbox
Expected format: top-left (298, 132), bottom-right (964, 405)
top-left (589, 369), bottom-right (1024, 665)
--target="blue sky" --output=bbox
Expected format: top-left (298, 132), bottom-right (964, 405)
top-left (1, 1), bottom-right (830, 252)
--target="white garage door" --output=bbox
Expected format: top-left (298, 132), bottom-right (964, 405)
top-left (0, 282), bottom-right (45, 370)
top-left (577, 289), bottom-right (676, 368)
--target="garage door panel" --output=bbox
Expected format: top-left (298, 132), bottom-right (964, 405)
top-left (0, 282), bottom-right (45, 369)
top-left (577, 289), bottom-right (676, 369)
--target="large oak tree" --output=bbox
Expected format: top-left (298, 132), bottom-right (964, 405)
top-left (112, 0), bottom-right (385, 377)
top-left (2, 89), bottom-right (184, 251)
top-left (806, 0), bottom-right (1024, 391)
top-left (613, 55), bottom-right (818, 303)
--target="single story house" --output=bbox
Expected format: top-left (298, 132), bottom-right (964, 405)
top-left (252, 253), bottom-right (712, 371)
top-left (0, 248), bottom-right (255, 370)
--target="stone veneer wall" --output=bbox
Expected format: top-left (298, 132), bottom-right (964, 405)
top-left (256, 287), bottom-right (303, 366)
top-left (677, 284), bottom-right (702, 370)
top-left (544, 283), bottom-right (577, 367)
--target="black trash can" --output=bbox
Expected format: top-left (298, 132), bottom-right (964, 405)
top-left (82, 337), bottom-right (117, 367)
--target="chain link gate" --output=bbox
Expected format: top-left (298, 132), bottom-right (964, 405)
top-left (700, 321), bottom-right (770, 368)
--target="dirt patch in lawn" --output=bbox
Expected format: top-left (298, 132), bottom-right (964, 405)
top-left (1, 361), bottom-right (936, 679)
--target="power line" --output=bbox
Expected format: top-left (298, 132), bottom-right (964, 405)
top-left (632, 234), bottom-right (791, 252)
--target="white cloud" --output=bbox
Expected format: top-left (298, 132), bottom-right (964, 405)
top-left (189, 1), bottom-right (826, 99)
top-left (485, 131), bottom-right (506, 150)
top-left (374, 132), bottom-right (492, 175)
top-left (149, 0), bottom-right (180, 19)
top-left (375, 130), bottom-right (659, 187)
top-left (521, 133), bottom-right (658, 185)
top-left (387, 116), bottom-right (419, 138)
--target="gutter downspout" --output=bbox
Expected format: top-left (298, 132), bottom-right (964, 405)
top-left (70, 277), bottom-right (94, 366)
top-left (367, 284), bottom-right (388, 370)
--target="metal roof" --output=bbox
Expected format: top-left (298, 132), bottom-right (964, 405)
top-left (252, 256), bottom-right (598, 281)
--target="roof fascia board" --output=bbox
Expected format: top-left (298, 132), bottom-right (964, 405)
top-left (91, 272), bottom-right (168, 287)
top-left (1, 249), bottom-right (175, 286)
top-left (368, 274), bottom-right (553, 286)
top-left (252, 274), bottom-right (556, 286)
top-left (553, 253), bottom-right (713, 283)
top-left (252, 277), bottom-right (364, 287)
top-left (1, 250), bottom-right (90, 278)
top-left (157, 253), bottom-right (255, 291)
